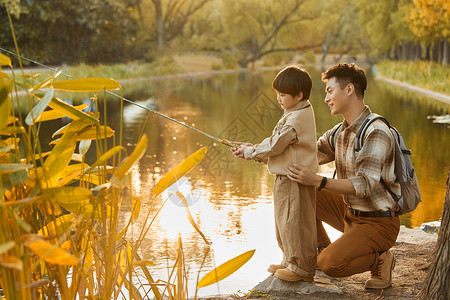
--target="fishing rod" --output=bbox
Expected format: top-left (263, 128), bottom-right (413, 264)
top-left (0, 47), bottom-right (237, 148)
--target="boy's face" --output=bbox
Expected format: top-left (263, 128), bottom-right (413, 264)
top-left (276, 91), bottom-right (303, 110)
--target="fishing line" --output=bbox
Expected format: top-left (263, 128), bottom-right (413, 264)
top-left (0, 47), bottom-right (237, 147)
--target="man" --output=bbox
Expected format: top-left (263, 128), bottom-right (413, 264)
top-left (286, 63), bottom-right (400, 289)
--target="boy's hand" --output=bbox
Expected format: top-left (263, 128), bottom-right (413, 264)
top-left (230, 145), bottom-right (246, 159)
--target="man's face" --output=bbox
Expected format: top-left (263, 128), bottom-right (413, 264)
top-left (276, 91), bottom-right (302, 110)
top-left (324, 77), bottom-right (349, 116)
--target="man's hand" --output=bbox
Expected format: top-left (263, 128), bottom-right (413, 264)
top-left (287, 163), bottom-right (322, 186)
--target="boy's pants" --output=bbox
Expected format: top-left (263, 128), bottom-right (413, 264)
top-left (273, 175), bottom-right (317, 278)
top-left (316, 189), bottom-right (400, 277)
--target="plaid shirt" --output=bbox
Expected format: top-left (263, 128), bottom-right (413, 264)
top-left (317, 106), bottom-right (400, 212)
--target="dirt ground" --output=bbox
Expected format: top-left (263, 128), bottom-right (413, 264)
top-left (200, 239), bottom-right (437, 300)
top-left (320, 241), bottom-right (437, 300)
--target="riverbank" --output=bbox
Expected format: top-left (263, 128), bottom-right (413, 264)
top-left (200, 225), bottom-right (438, 300)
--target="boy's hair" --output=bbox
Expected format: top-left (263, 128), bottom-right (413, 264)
top-left (272, 66), bottom-right (312, 100)
top-left (321, 63), bottom-right (367, 98)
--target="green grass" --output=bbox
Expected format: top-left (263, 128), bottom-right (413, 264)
top-left (37, 57), bottom-right (184, 81)
top-left (376, 60), bottom-right (450, 95)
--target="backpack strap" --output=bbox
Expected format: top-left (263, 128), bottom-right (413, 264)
top-left (328, 123), bottom-right (343, 152)
top-left (354, 113), bottom-right (390, 152)
top-left (355, 113), bottom-right (401, 203)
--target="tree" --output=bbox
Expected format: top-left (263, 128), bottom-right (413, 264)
top-left (406, 0), bottom-right (450, 65)
top-left (0, 0), bottom-right (140, 65)
top-left (191, 0), bottom-right (325, 67)
top-left (422, 168), bottom-right (450, 299)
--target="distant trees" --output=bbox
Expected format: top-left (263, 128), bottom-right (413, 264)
top-left (0, 0), bottom-right (448, 66)
top-left (189, 0), bottom-right (325, 67)
top-left (0, 0), bottom-right (140, 64)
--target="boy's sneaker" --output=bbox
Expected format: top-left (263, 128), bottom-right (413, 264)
top-left (274, 268), bottom-right (314, 282)
top-left (365, 250), bottom-right (395, 289)
top-left (267, 264), bottom-right (285, 274)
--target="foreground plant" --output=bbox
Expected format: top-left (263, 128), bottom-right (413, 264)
top-left (0, 52), bottom-right (254, 299)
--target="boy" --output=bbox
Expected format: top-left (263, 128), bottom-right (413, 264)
top-left (231, 66), bottom-right (318, 282)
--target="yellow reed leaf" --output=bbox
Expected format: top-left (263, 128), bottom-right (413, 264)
top-left (0, 53), bottom-right (11, 67)
top-left (26, 239), bottom-right (79, 266)
top-left (131, 196), bottom-right (141, 224)
top-left (52, 119), bottom-right (91, 137)
top-left (176, 192), bottom-right (210, 244)
top-left (25, 87), bottom-right (54, 125)
top-left (112, 135), bottom-right (148, 183)
top-left (0, 241), bottom-right (15, 254)
top-left (197, 249), bottom-right (255, 288)
top-left (45, 186), bottom-right (92, 205)
top-left (133, 260), bottom-right (154, 267)
top-left (35, 104), bottom-right (88, 122)
top-left (51, 78), bottom-right (121, 92)
top-left (0, 125), bottom-right (26, 135)
top-left (77, 125), bottom-right (115, 141)
top-left (38, 214), bottom-right (74, 237)
top-left (31, 70), bottom-right (62, 92)
top-left (0, 75), bottom-right (11, 129)
top-left (0, 255), bottom-right (23, 271)
top-left (153, 147), bottom-right (207, 197)
top-left (48, 96), bottom-right (97, 124)
top-left (42, 130), bottom-right (77, 188)
top-left (84, 145), bottom-right (124, 173)
top-left (61, 240), bottom-right (71, 251)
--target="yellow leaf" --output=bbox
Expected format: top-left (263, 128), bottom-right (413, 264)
top-left (84, 145), bottom-right (125, 174)
top-left (35, 104), bottom-right (88, 122)
top-left (76, 125), bottom-right (115, 140)
top-left (197, 249), bottom-right (255, 288)
top-left (131, 196), bottom-right (141, 224)
top-left (26, 239), bottom-right (79, 266)
top-left (0, 75), bottom-right (11, 129)
top-left (51, 78), bottom-right (121, 92)
top-left (42, 131), bottom-right (77, 188)
top-left (25, 87), bottom-right (54, 125)
top-left (153, 147), bottom-right (207, 197)
top-left (52, 119), bottom-right (91, 138)
top-left (31, 70), bottom-right (62, 92)
top-left (133, 260), bottom-right (154, 267)
top-left (0, 255), bottom-right (23, 271)
top-left (0, 53), bottom-right (11, 67)
top-left (38, 214), bottom-right (74, 237)
top-left (112, 135), bottom-right (148, 183)
top-left (47, 96), bottom-right (97, 124)
top-left (0, 241), bottom-right (15, 254)
top-left (46, 186), bottom-right (92, 205)
top-left (176, 192), bottom-right (210, 244)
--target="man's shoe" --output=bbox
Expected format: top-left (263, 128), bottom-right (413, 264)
top-left (267, 264), bottom-right (285, 274)
top-left (365, 250), bottom-right (395, 289)
top-left (274, 268), bottom-right (314, 282)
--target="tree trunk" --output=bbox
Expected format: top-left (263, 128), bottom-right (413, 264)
top-left (442, 38), bottom-right (448, 66)
top-left (422, 168), bottom-right (450, 299)
top-left (153, 0), bottom-right (165, 48)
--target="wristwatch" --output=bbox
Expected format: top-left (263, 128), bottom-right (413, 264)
top-left (318, 176), bottom-right (327, 191)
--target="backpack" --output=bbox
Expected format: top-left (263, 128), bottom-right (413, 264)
top-left (328, 113), bottom-right (421, 215)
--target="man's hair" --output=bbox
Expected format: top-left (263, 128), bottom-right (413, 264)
top-left (321, 63), bottom-right (367, 98)
top-left (272, 66), bottom-right (312, 100)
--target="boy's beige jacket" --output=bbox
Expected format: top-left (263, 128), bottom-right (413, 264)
top-left (244, 100), bottom-right (318, 175)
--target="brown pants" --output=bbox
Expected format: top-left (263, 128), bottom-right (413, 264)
top-left (273, 175), bottom-right (317, 278)
top-left (316, 189), bottom-right (400, 277)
